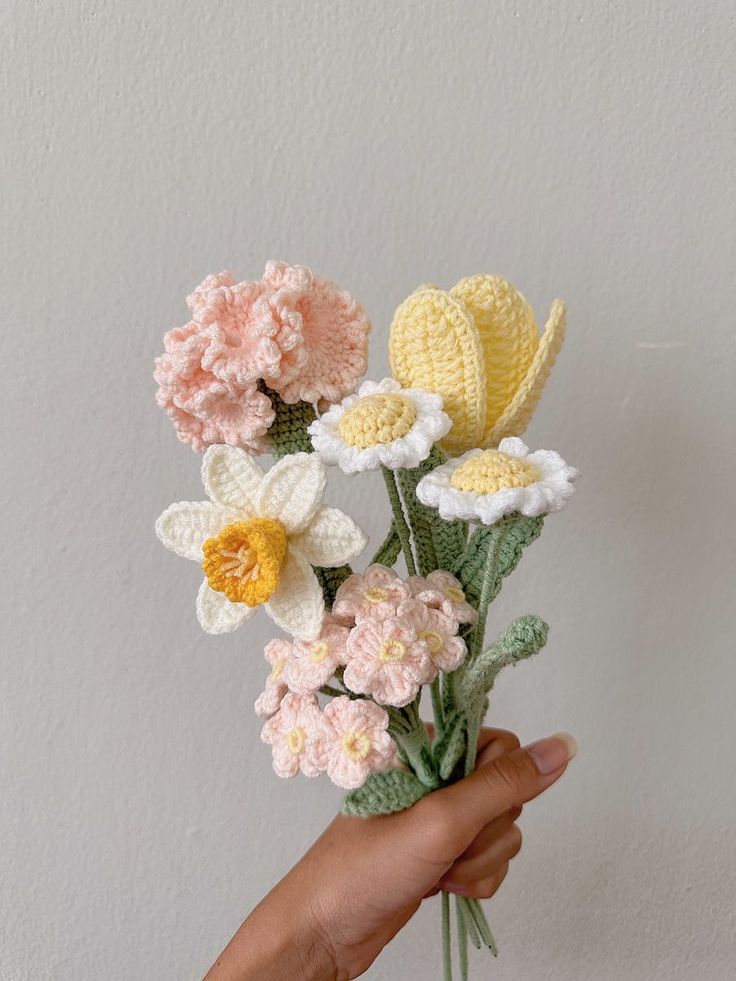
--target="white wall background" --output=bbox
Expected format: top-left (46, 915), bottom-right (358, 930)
top-left (2, 1), bottom-right (735, 979)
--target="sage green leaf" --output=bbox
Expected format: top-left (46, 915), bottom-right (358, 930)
top-left (262, 385), bottom-right (317, 458)
top-left (451, 513), bottom-right (544, 607)
top-left (341, 769), bottom-right (432, 817)
top-left (462, 614), bottom-right (549, 700)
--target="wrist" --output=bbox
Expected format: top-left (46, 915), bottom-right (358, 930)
top-left (205, 879), bottom-right (337, 981)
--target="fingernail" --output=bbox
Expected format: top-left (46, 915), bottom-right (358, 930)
top-left (526, 732), bottom-right (577, 775)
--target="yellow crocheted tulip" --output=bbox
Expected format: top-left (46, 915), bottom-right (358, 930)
top-left (389, 276), bottom-right (565, 454)
top-left (388, 287), bottom-right (486, 455)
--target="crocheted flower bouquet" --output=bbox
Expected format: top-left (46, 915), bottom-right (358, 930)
top-left (154, 262), bottom-right (578, 979)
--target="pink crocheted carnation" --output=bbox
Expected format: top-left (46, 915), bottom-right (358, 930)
top-left (314, 696), bottom-right (394, 790)
top-left (254, 638), bottom-right (293, 719)
top-left (154, 318), bottom-right (275, 453)
top-left (407, 571), bottom-right (478, 625)
top-left (399, 598), bottom-right (466, 673)
top-left (332, 564), bottom-right (411, 625)
top-left (260, 693), bottom-right (323, 779)
top-left (284, 616), bottom-right (350, 695)
top-left (261, 261), bottom-right (370, 405)
top-left (343, 615), bottom-right (433, 707)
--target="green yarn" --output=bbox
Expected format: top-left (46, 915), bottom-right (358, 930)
top-left (263, 385), bottom-right (316, 458)
top-left (459, 897), bottom-right (482, 950)
top-left (455, 896), bottom-right (469, 981)
top-left (434, 709), bottom-right (467, 780)
top-left (341, 769), bottom-right (431, 817)
top-left (381, 466), bottom-right (418, 575)
top-left (463, 899), bottom-right (497, 956)
top-left (462, 614), bottom-right (548, 703)
top-left (397, 448), bottom-right (467, 575)
top-left (371, 522), bottom-right (402, 566)
top-left (314, 564), bottom-right (352, 609)
top-left (451, 513), bottom-right (544, 608)
top-left (442, 891), bottom-right (453, 981)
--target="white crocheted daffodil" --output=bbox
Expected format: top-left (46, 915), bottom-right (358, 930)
top-left (416, 437), bottom-right (579, 525)
top-left (308, 377), bottom-right (451, 475)
top-left (155, 446), bottom-right (367, 639)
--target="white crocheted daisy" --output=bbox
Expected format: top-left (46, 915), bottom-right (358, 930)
top-left (416, 437), bottom-right (579, 525)
top-left (155, 445), bottom-right (367, 639)
top-left (308, 377), bottom-right (451, 474)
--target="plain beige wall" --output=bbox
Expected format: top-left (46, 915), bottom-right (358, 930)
top-left (2, 1), bottom-right (735, 978)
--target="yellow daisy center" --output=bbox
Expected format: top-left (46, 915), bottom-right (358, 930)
top-left (364, 586), bottom-right (390, 604)
top-left (310, 642), bottom-right (330, 664)
top-left (379, 638), bottom-right (406, 663)
top-left (270, 657), bottom-right (285, 681)
top-left (338, 394), bottom-right (417, 449)
top-left (202, 517), bottom-right (287, 606)
top-left (342, 730), bottom-right (372, 761)
top-left (287, 727), bottom-right (306, 755)
top-left (419, 629), bottom-right (444, 655)
top-left (443, 586), bottom-right (465, 604)
top-left (450, 450), bottom-right (541, 495)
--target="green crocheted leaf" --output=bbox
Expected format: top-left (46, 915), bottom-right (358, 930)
top-left (451, 513), bottom-right (544, 607)
top-left (434, 709), bottom-right (468, 780)
top-left (263, 385), bottom-right (316, 458)
top-left (314, 565), bottom-right (352, 610)
top-left (371, 523), bottom-right (402, 566)
top-left (462, 614), bottom-right (549, 700)
top-left (397, 448), bottom-right (467, 575)
top-left (341, 769), bottom-right (432, 817)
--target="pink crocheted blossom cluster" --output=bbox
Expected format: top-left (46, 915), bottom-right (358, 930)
top-left (154, 262), bottom-right (370, 452)
top-left (255, 566), bottom-right (474, 786)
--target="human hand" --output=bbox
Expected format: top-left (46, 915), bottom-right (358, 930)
top-left (204, 727), bottom-right (576, 981)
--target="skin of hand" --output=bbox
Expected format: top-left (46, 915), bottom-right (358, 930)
top-left (204, 727), bottom-right (576, 981)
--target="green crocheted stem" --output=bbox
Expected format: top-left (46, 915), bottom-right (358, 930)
top-left (397, 447), bottom-right (467, 575)
top-left (462, 614), bottom-right (549, 704)
top-left (452, 513), bottom-right (544, 609)
top-left (442, 891), bottom-right (453, 981)
top-left (262, 386), bottom-right (316, 458)
top-left (388, 703), bottom-right (439, 789)
top-left (434, 709), bottom-right (467, 781)
top-left (456, 896), bottom-right (469, 981)
top-left (463, 898), bottom-right (498, 956)
top-left (460, 896), bottom-right (482, 950)
top-left (371, 522), bottom-right (402, 566)
top-left (381, 466), bottom-right (417, 576)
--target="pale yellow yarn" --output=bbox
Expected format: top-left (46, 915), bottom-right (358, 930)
top-left (450, 449), bottom-right (541, 495)
top-left (389, 276), bottom-right (565, 454)
top-left (388, 287), bottom-right (486, 455)
top-left (338, 393), bottom-right (417, 448)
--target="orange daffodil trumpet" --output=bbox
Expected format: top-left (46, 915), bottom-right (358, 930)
top-left (155, 445), bottom-right (367, 639)
top-left (389, 275), bottom-right (565, 455)
top-left (154, 262), bottom-right (578, 978)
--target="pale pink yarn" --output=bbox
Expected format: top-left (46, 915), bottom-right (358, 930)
top-left (315, 696), bottom-right (394, 790)
top-left (407, 571), bottom-right (478, 625)
top-left (254, 638), bottom-right (293, 718)
top-left (284, 617), bottom-right (350, 695)
top-left (399, 598), bottom-right (466, 673)
top-left (260, 693), bottom-right (323, 779)
top-left (332, 564), bottom-right (411, 625)
top-left (343, 615), bottom-right (433, 707)
top-left (154, 318), bottom-right (275, 454)
top-left (262, 261), bottom-right (370, 404)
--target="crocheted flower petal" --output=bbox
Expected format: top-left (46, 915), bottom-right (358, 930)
top-left (201, 444), bottom-right (264, 511)
top-left (293, 508), bottom-right (368, 567)
top-left (257, 452), bottom-right (326, 535)
top-left (450, 275), bottom-right (539, 444)
top-left (265, 548), bottom-right (325, 640)
top-left (389, 286), bottom-right (486, 456)
top-left (485, 299), bottom-right (566, 446)
top-left (196, 580), bottom-right (255, 634)
top-left (155, 501), bottom-right (234, 560)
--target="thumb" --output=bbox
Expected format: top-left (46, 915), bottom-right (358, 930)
top-left (422, 733), bottom-right (577, 850)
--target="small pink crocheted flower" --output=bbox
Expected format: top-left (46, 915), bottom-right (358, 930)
top-left (343, 616), bottom-right (433, 707)
top-left (261, 261), bottom-right (370, 405)
top-left (154, 319), bottom-right (275, 453)
top-left (315, 696), bottom-right (394, 790)
top-left (408, 571), bottom-right (478, 625)
top-left (332, 564), bottom-right (411, 625)
top-left (284, 617), bottom-right (350, 695)
top-left (260, 693), bottom-right (323, 779)
top-left (399, 598), bottom-right (467, 673)
top-left (254, 638), bottom-right (293, 719)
